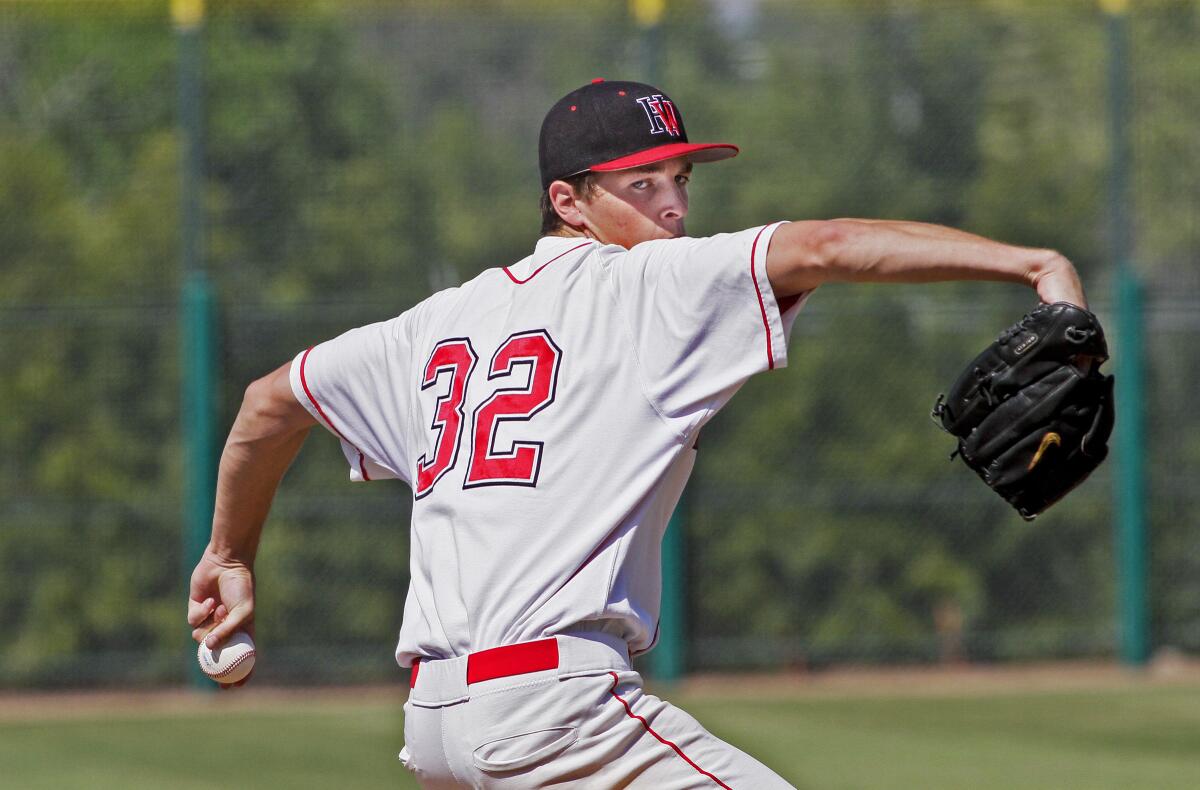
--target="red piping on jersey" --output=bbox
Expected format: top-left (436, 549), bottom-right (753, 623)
top-left (504, 241), bottom-right (592, 284)
top-left (630, 620), bottom-right (660, 658)
top-left (298, 346), bottom-right (371, 481)
top-left (749, 224), bottom-right (776, 371)
top-left (607, 672), bottom-right (733, 789)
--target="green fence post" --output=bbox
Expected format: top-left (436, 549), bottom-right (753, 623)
top-left (1113, 271), bottom-right (1148, 666)
top-left (1104, 0), bottom-right (1149, 666)
top-left (182, 272), bottom-right (218, 573)
top-left (653, 506), bottom-right (687, 684)
top-left (176, 0), bottom-right (219, 689)
top-left (631, 0), bottom-right (685, 684)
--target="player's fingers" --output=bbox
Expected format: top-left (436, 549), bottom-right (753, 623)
top-left (191, 608), bottom-right (219, 643)
top-left (191, 615), bottom-right (221, 643)
top-left (187, 597), bottom-right (216, 628)
top-left (203, 602), bottom-right (254, 649)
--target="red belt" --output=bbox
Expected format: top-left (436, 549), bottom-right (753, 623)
top-left (410, 638), bottom-right (559, 689)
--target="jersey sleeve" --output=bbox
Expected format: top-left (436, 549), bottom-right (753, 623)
top-left (605, 221), bottom-right (809, 428)
top-left (288, 314), bottom-right (414, 484)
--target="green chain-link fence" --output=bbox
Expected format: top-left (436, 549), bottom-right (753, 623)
top-left (1, 0), bottom-right (1197, 688)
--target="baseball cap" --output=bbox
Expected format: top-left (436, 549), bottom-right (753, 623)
top-left (538, 78), bottom-right (738, 189)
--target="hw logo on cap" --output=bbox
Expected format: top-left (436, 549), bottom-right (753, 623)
top-left (637, 95), bottom-right (681, 137)
top-left (539, 80), bottom-right (737, 189)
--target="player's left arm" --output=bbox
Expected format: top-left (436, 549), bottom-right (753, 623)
top-left (765, 219), bottom-right (1086, 307)
top-left (187, 361), bottom-right (316, 649)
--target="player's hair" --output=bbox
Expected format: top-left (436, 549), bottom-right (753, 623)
top-left (540, 172), bottom-right (598, 235)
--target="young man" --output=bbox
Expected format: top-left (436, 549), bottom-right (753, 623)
top-left (187, 79), bottom-right (1085, 788)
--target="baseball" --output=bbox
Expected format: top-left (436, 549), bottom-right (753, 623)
top-left (197, 630), bottom-right (256, 684)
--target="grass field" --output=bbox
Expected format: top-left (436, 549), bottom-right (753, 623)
top-left (2, 670), bottom-right (1198, 789)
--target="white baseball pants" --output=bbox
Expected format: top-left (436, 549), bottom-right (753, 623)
top-left (400, 632), bottom-right (794, 789)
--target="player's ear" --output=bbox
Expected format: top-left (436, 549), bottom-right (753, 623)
top-left (548, 179), bottom-right (587, 228)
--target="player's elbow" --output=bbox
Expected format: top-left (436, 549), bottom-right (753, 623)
top-left (235, 364), bottom-right (314, 438)
top-left (805, 219), bottom-right (858, 267)
top-left (767, 219), bottom-right (856, 297)
top-left (241, 375), bottom-right (275, 416)
top-left (232, 376), bottom-right (279, 438)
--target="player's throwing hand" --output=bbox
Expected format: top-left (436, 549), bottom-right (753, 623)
top-left (187, 546), bottom-right (256, 686)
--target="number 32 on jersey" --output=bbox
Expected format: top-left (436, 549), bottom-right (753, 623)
top-left (414, 330), bottom-right (562, 499)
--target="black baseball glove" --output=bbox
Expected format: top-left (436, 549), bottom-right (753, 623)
top-left (931, 302), bottom-right (1115, 520)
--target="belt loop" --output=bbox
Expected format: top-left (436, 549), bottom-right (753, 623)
top-left (407, 654), bottom-right (470, 708)
top-left (555, 631), bottom-right (633, 679)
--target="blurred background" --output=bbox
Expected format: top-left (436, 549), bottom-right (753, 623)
top-left (1, 0), bottom-right (1197, 697)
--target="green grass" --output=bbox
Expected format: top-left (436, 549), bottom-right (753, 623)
top-left (2, 702), bottom-right (408, 790)
top-left (680, 686), bottom-right (1200, 790)
top-left (3, 684), bottom-right (1198, 789)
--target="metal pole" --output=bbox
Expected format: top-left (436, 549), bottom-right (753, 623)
top-left (175, 0), bottom-right (219, 689)
top-left (631, 0), bottom-right (685, 685)
top-left (1103, 0), bottom-right (1149, 667)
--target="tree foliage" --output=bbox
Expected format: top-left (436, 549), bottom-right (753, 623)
top-left (1, 1), bottom-right (1196, 685)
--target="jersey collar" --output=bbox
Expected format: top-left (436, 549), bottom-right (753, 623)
top-left (504, 237), bottom-right (596, 285)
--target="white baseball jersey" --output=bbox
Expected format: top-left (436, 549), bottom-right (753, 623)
top-left (289, 222), bottom-right (805, 669)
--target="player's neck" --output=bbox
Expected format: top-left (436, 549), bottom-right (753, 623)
top-left (546, 225), bottom-right (593, 241)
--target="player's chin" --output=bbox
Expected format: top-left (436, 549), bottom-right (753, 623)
top-left (623, 223), bottom-right (683, 247)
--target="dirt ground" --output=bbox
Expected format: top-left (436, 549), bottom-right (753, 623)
top-left (3, 652), bottom-right (1199, 723)
top-left (678, 652), bottom-right (1200, 699)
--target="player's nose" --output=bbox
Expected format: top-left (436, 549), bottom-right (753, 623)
top-left (660, 186), bottom-right (688, 221)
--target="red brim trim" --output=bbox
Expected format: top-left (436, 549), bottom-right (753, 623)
top-left (590, 142), bottom-right (738, 172)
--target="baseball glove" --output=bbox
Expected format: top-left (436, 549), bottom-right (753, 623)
top-left (931, 302), bottom-right (1115, 520)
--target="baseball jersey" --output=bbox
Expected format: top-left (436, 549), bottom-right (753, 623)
top-left (289, 222), bottom-right (806, 668)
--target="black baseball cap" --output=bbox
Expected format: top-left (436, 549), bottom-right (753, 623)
top-left (538, 78), bottom-right (738, 190)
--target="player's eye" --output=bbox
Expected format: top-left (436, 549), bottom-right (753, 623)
top-left (630, 179), bottom-right (649, 190)
top-left (675, 174), bottom-right (690, 186)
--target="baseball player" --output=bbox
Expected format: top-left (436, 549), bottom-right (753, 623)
top-left (187, 79), bottom-right (1086, 788)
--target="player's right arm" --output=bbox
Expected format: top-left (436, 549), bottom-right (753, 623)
top-left (765, 219), bottom-right (1086, 308)
top-left (186, 361), bottom-right (316, 650)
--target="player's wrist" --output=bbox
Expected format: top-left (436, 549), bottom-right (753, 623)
top-left (1028, 250), bottom-right (1086, 308)
top-left (203, 541), bottom-right (256, 570)
top-left (1023, 248), bottom-right (1056, 287)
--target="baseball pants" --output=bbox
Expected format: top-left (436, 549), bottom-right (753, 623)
top-left (400, 632), bottom-right (794, 789)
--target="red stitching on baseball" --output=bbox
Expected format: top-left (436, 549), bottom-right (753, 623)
top-left (199, 643), bottom-right (256, 680)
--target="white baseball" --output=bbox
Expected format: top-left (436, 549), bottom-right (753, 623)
top-left (197, 630), bottom-right (256, 684)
